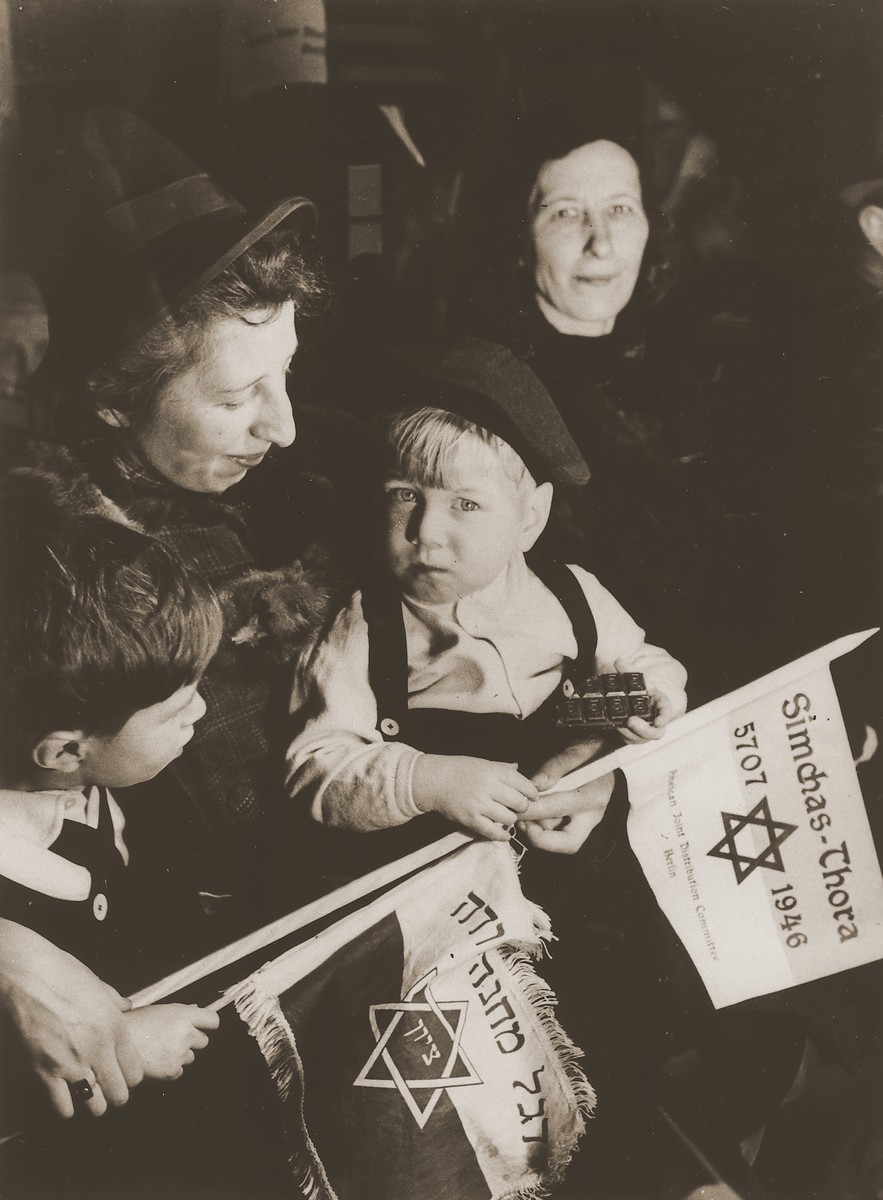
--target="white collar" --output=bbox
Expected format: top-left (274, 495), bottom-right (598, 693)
top-left (0, 786), bottom-right (127, 901)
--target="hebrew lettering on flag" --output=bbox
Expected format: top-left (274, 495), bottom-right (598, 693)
top-left (225, 840), bottom-right (594, 1200)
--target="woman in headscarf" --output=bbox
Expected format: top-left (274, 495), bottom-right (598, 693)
top-left (455, 80), bottom-right (837, 710)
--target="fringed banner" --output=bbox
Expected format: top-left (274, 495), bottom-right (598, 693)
top-left (225, 840), bottom-right (593, 1200)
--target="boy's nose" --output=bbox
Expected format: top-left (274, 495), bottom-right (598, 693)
top-left (411, 505), bottom-right (446, 548)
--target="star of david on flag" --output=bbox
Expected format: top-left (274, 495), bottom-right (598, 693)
top-left (354, 971), bottom-right (481, 1127)
top-left (226, 840), bottom-right (593, 1200)
top-left (707, 796), bottom-right (798, 883)
top-left (548, 629), bottom-right (883, 1008)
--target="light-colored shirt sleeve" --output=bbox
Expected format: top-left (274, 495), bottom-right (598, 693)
top-left (571, 566), bottom-right (688, 719)
top-left (286, 594), bottom-right (424, 830)
top-left (287, 565), bottom-right (688, 834)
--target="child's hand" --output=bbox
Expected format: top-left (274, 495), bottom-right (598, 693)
top-left (123, 1004), bottom-right (219, 1081)
top-left (412, 754), bottom-right (537, 841)
top-left (517, 771), bottom-right (615, 853)
top-left (615, 661), bottom-right (687, 745)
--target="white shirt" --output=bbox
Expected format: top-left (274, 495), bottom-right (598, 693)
top-left (286, 554), bottom-right (686, 830)
top-left (287, 557), bottom-right (687, 832)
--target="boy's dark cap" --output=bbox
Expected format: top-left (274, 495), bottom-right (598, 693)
top-left (375, 334), bottom-right (590, 488)
top-left (32, 107), bottom-right (316, 386)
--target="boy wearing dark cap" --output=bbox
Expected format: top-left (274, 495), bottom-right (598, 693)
top-left (286, 337), bottom-right (687, 841)
top-left (286, 340), bottom-right (812, 1197)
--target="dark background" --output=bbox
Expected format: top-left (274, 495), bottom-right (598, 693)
top-left (4, 0), bottom-right (882, 291)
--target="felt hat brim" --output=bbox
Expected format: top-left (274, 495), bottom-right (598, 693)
top-left (29, 108), bottom-right (318, 388)
top-left (34, 194), bottom-right (316, 388)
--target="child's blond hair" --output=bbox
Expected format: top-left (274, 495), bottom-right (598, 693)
top-left (382, 408), bottom-right (537, 496)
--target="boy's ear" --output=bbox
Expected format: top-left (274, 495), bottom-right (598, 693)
top-left (32, 732), bottom-right (88, 774)
top-left (96, 407), bottom-right (130, 429)
top-left (519, 480), bottom-right (554, 553)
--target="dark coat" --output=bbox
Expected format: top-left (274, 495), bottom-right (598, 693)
top-left (17, 407), bottom-right (370, 963)
top-left (458, 259), bottom-right (850, 705)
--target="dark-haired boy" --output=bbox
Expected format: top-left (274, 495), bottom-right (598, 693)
top-left (0, 470), bottom-right (224, 1191)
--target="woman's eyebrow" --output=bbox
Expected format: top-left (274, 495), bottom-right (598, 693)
top-left (538, 193), bottom-right (579, 206)
top-left (540, 188), bottom-right (640, 205)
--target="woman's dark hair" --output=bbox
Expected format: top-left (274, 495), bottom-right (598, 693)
top-left (0, 469), bottom-right (223, 780)
top-left (56, 227), bottom-right (325, 443)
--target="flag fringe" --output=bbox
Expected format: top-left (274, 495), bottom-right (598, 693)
top-left (507, 863), bottom-right (594, 1186)
top-left (229, 846), bottom-right (593, 1200)
top-left (495, 1177), bottom-right (564, 1200)
top-left (499, 945), bottom-right (596, 1193)
top-left (230, 983), bottom-right (337, 1200)
top-left (522, 893), bottom-right (554, 955)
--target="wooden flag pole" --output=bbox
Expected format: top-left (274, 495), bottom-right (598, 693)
top-left (656, 1107), bottom-right (746, 1200)
top-left (131, 631), bottom-right (879, 1008)
top-left (128, 830), bottom-right (473, 1008)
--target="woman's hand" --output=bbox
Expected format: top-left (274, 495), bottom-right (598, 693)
top-left (0, 919), bottom-right (144, 1118)
top-left (123, 1005), bottom-right (219, 1081)
top-left (531, 735), bottom-right (608, 794)
top-left (518, 773), bottom-right (616, 853)
top-left (518, 807), bottom-right (608, 854)
top-left (517, 735), bottom-right (615, 854)
top-left (412, 754), bottom-right (537, 841)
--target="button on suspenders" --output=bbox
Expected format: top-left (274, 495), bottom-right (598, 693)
top-left (362, 556), bottom-right (599, 744)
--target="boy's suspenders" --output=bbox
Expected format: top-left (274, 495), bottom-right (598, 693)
top-left (361, 556), bottom-right (599, 746)
top-left (526, 555), bottom-right (599, 684)
top-left (361, 570), bottom-right (412, 741)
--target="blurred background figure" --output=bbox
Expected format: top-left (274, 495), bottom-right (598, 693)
top-left (833, 123), bottom-right (883, 507)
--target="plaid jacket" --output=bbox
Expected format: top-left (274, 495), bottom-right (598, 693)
top-left (62, 410), bottom-right (369, 948)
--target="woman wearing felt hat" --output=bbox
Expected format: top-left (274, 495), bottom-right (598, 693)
top-left (0, 107), bottom-right (368, 1139)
